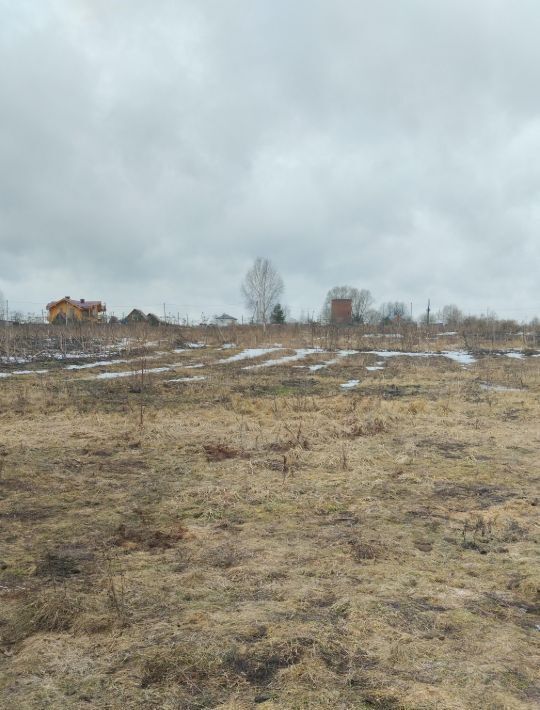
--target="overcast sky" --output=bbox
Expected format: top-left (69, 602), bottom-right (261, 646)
top-left (1, 0), bottom-right (540, 321)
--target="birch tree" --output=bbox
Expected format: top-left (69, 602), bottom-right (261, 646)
top-left (241, 257), bottom-right (284, 325)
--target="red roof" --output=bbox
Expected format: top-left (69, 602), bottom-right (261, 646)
top-left (46, 298), bottom-right (104, 311)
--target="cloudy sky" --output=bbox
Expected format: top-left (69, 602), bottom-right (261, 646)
top-left (1, 0), bottom-right (540, 321)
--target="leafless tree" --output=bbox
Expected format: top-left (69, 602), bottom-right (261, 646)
top-left (441, 304), bottom-right (463, 327)
top-left (0, 290), bottom-right (6, 320)
top-left (322, 286), bottom-right (373, 323)
top-left (380, 301), bottom-right (409, 322)
top-left (241, 257), bottom-right (284, 325)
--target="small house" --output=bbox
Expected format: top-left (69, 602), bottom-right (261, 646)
top-left (122, 309), bottom-right (161, 326)
top-left (214, 313), bottom-right (238, 327)
top-left (123, 309), bottom-right (148, 324)
top-left (46, 297), bottom-right (106, 324)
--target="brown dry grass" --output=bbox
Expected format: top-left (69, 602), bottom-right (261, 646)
top-left (0, 341), bottom-right (538, 709)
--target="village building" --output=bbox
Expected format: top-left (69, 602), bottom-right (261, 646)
top-left (122, 309), bottom-right (161, 326)
top-left (46, 297), bottom-right (106, 324)
top-left (330, 298), bottom-right (352, 325)
top-left (122, 308), bottom-right (147, 324)
top-left (214, 313), bottom-right (238, 327)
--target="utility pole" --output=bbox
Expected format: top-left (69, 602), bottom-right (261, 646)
top-left (426, 299), bottom-right (431, 327)
top-left (163, 303), bottom-right (166, 323)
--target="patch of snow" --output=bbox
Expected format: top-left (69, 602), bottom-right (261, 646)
top-left (221, 343), bottom-right (236, 349)
top-left (361, 350), bottom-right (477, 366)
top-left (51, 351), bottom-right (111, 361)
top-left (366, 366), bottom-right (384, 371)
top-left (65, 359), bottom-right (129, 370)
top-left (186, 342), bottom-right (206, 349)
top-left (441, 351), bottom-right (477, 365)
top-left (362, 350), bottom-right (431, 359)
top-left (479, 382), bottom-right (521, 392)
top-left (167, 375), bottom-right (206, 383)
top-left (340, 379), bottom-right (360, 389)
top-left (218, 346), bottom-right (282, 364)
top-left (245, 348), bottom-right (324, 369)
top-left (13, 369), bottom-right (49, 375)
top-left (308, 349), bottom-right (357, 371)
top-left (0, 373), bottom-right (11, 378)
top-left (95, 366), bottom-right (173, 380)
top-left (505, 352), bottom-right (524, 359)
top-left (308, 363), bottom-right (327, 372)
top-left (171, 362), bottom-right (205, 369)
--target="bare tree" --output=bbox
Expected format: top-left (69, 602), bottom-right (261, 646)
top-left (380, 301), bottom-right (409, 322)
top-left (241, 257), bottom-right (284, 325)
top-left (322, 286), bottom-right (373, 323)
top-left (441, 304), bottom-right (463, 327)
top-left (0, 290), bottom-right (6, 321)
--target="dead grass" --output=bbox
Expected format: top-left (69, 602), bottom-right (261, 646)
top-left (0, 341), bottom-right (538, 708)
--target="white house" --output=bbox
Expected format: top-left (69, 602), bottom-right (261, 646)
top-left (214, 313), bottom-right (238, 327)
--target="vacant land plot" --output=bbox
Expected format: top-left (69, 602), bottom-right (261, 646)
top-left (0, 338), bottom-right (538, 709)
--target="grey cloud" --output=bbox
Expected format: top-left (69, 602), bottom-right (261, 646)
top-left (1, 0), bottom-right (540, 319)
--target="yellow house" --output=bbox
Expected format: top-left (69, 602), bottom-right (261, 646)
top-left (46, 297), bottom-right (106, 324)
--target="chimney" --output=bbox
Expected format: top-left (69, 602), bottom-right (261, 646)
top-left (80, 298), bottom-right (85, 303)
top-left (64, 296), bottom-right (71, 300)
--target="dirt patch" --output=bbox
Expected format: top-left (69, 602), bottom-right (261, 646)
top-left (420, 438), bottom-right (470, 458)
top-left (349, 538), bottom-right (383, 561)
top-left (203, 443), bottom-right (249, 461)
top-left (35, 547), bottom-right (94, 579)
top-left (0, 504), bottom-right (59, 521)
top-left (225, 637), bottom-right (312, 685)
top-left (113, 523), bottom-right (190, 550)
top-left (432, 481), bottom-right (514, 508)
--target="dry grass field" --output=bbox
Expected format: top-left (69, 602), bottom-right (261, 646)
top-left (0, 331), bottom-right (538, 709)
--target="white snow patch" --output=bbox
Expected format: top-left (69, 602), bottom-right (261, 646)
top-left (479, 382), bottom-right (521, 392)
top-left (366, 366), bottom-right (384, 371)
top-left (167, 375), bottom-right (206, 383)
top-left (363, 350), bottom-right (431, 359)
top-left (13, 369), bottom-right (49, 375)
top-left (218, 347), bottom-right (282, 364)
top-left (361, 350), bottom-right (477, 366)
top-left (221, 343), bottom-right (236, 349)
top-left (0, 356), bottom-right (31, 364)
top-left (186, 342), bottom-right (206, 349)
top-left (340, 379), bottom-right (359, 389)
top-left (95, 366), bottom-right (173, 380)
top-left (441, 350), bottom-right (477, 365)
top-left (245, 348), bottom-right (324, 369)
top-left (308, 363), bottom-right (327, 372)
top-left (308, 349), bottom-right (357, 371)
top-left (505, 352), bottom-right (524, 359)
top-left (65, 359), bottom-right (129, 370)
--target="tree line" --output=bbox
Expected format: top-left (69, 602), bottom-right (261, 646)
top-left (240, 257), bottom-right (538, 329)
